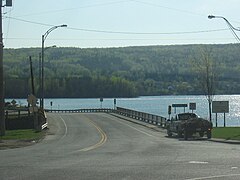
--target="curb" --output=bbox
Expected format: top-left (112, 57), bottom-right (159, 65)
top-left (208, 138), bottom-right (240, 145)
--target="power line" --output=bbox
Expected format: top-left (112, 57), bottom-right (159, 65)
top-left (4, 16), bottom-right (229, 35)
top-left (67, 26), bottom-right (229, 35)
top-left (225, 20), bottom-right (240, 42)
top-left (4, 16), bottom-right (54, 27)
top-left (132, 0), bottom-right (240, 25)
top-left (4, 37), bottom-right (235, 41)
top-left (129, 0), bottom-right (204, 17)
top-left (14, 0), bottom-right (132, 18)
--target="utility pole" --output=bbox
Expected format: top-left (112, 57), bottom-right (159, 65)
top-left (39, 53), bottom-right (41, 100)
top-left (0, 0), bottom-right (5, 136)
top-left (0, 0), bottom-right (12, 136)
top-left (29, 56), bottom-right (35, 95)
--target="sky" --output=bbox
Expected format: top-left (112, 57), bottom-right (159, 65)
top-left (2, 0), bottom-right (240, 48)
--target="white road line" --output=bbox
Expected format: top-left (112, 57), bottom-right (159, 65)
top-left (59, 115), bottom-right (68, 139)
top-left (112, 117), bottom-right (155, 138)
top-left (185, 173), bottom-right (240, 180)
top-left (189, 161), bottom-right (209, 164)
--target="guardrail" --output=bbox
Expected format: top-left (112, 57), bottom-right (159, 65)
top-left (45, 108), bottom-right (113, 113)
top-left (45, 107), bottom-right (167, 129)
top-left (38, 109), bottom-right (48, 131)
top-left (5, 107), bottom-right (47, 131)
top-left (115, 107), bottom-right (166, 128)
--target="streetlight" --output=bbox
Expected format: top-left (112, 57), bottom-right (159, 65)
top-left (39, 45), bottom-right (56, 102)
top-left (40, 25), bottom-right (67, 109)
top-left (208, 15), bottom-right (240, 42)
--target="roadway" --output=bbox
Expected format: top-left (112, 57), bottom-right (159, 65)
top-left (0, 113), bottom-right (240, 180)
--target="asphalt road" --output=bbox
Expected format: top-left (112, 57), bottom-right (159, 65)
top-left (0, 113), bottom-right (240, 180)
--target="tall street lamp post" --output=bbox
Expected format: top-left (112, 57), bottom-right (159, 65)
top-left (40, 25), bottom-right (67, 109)
top-left (39, 45), bottom-right (56, 105)
top-left (208, 15), bottom-right (240, 42)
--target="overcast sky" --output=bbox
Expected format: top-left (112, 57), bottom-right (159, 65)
top-left (2, 0), bottom-right (240, 48)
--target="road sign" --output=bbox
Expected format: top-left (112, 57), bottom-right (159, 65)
top-left (172, 104), bottom-right (188, 108)
top-left (172, 104), bottom-right (188, 113)
top-left (212, 101), bottom-right (229, 113)
top-left (27, 94), bottom-right (37, 106)
top-left (6, 0), bottom-right (12, 7)
top-left (189, 103), bottom-right (196, 110)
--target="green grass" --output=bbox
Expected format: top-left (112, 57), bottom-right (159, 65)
top-left (0, 129), bottom-right (45, 141)
top-left (212, 127), bottom-right (240, 140)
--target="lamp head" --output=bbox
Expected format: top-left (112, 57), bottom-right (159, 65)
top-left (208, 15), bottom-right (215, 19)
top-left (61, 24), bottom-right (68, 27)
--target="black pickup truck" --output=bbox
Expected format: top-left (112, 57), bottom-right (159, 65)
top-left (166, 113), bottom-right (213, 140)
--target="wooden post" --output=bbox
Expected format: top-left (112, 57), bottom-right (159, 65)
top-left (224, 112), bottom-right (226, 127)
top-left (215, 113), bottom-right (217, 127)
top-left (18, 110), bottom-right (20, 119)
top-left (5, 110), bottom-right (8, 122)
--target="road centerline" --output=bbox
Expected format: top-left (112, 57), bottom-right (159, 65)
top-left (74, 116), bottom-right (107, 153)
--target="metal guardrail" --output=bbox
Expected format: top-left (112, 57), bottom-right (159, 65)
top-left (45, 107), bottom-right (166, 129)
top-left (115, 107), bottom-right (166, 128)
top-left (45, 108), bottom-right (113, 113)
top-left (38, 109), bottom-right (48, 131)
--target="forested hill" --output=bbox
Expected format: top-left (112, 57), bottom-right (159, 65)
top-left (3, 44), bottom-right (240, 98)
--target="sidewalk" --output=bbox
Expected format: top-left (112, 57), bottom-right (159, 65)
top-left (110, 113), bottom-right (240, 144)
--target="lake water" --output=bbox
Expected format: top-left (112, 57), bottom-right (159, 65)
top-left (6, 95), bottom-right (240, 127)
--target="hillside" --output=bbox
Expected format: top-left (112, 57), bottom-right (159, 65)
top-left (3, 44), bottom-right (240, 98)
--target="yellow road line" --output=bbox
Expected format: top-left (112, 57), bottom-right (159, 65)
top-left (77, 117), bottom-right (107, 152)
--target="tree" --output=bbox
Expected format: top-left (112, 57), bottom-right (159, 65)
top-left (191, 47), bottom-right (217, 122)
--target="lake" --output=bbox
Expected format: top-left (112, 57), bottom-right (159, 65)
top-left (6, 95), bottom-right (240, 127)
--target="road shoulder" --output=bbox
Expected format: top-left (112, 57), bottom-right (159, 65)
top-left (110, 112), bottom-right (240, 144)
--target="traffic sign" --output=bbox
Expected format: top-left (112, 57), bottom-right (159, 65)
top-left (189, 103), bottom-right (196, 110)
top-left (27, 94), bottom-right (37, 106)
top-left (212, 101), bottom-right (229, 113)
top-left (172, 104), bottom-right (188, 108)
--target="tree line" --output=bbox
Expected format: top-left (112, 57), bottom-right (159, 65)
top-left (3, 44), bottom-right (240, 98)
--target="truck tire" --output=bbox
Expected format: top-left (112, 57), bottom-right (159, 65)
top-left (167, 129), bottom-right (173, 137)
top-left (199, 131), bottom-right (204, 137)
top-left (177, 131), bottom-right (183, 138)
top-left (207, 130), bottom-right (212, 139)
